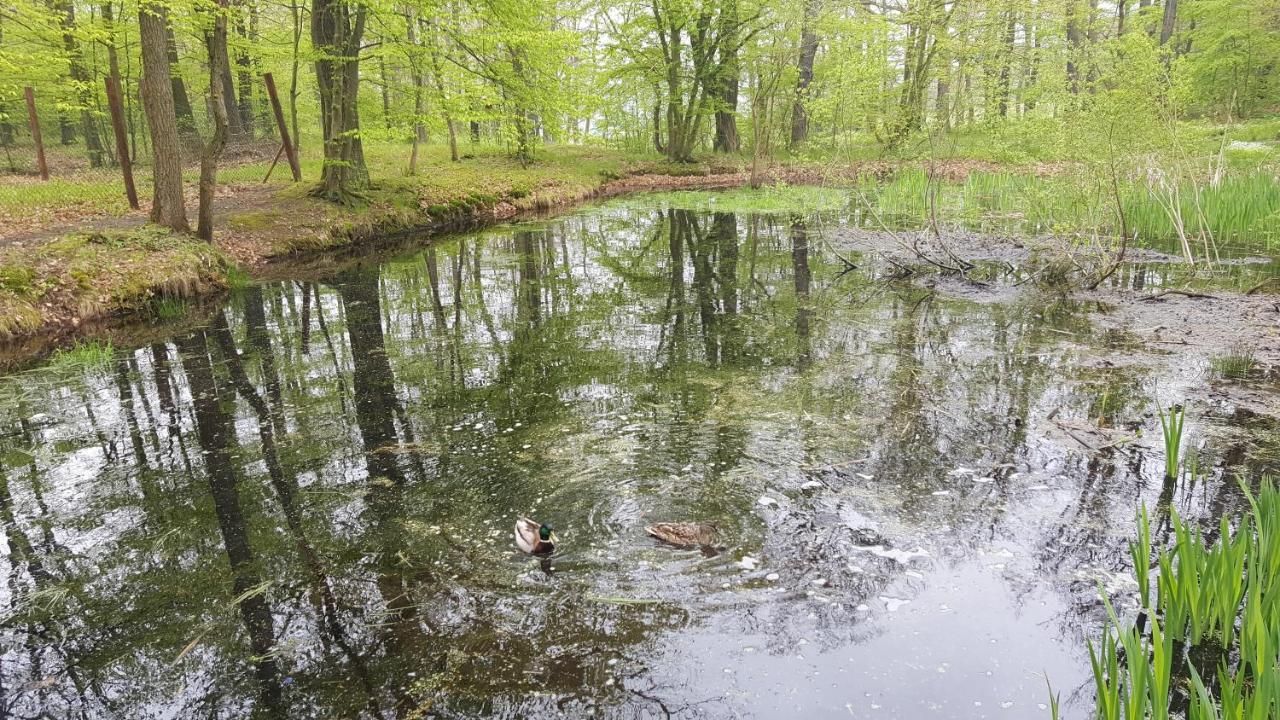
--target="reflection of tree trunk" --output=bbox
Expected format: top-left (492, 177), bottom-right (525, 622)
top-left (689, 215), bottom-right (718, 364)
top-left (514, 232), bottom-right (542, 326)
top-left (0, 456), bottom-right (50, 584)
top-left (713, 212), bottom-right (739, 361)
top-left (207, 312), bottom-right (379, 704)
top-left (299, 281), bottom-right (313, 354)
top-left (175, 330), bottom-right (283, 714)
top-left (244, 286), bottom-right (286, 436)
top-left (335, 267), bottom-right (434, 709)
top-left (114, 356), bottom-right (150, 474)
top-left (658, 210), bottom-right (689, 365)
top-left (425, 247), bottom-right (449, 330)
top-left (791, 218), bottom-right (811, 368)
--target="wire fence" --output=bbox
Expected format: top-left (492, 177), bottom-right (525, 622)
top-left (0, 77), bottom-right (302, 237)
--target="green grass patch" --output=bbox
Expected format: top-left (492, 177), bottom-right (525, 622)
top-left (48, 339), bottom-right (114, 371)
top-left (1210, 349), bottom-right (1258, 381)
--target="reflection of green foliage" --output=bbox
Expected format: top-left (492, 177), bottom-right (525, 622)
top-left (610, 186), bottom-right (850, 215)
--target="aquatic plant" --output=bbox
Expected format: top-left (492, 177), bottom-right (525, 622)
top-left (150, 297), bottom-right (191, 320)
top-left (1210, 350), bottom-right (1257, 381)
top-left (49, 339), bottom-right (114, 371)
top-left (1157, 404), bottom-right (1186, 481)
top-left (1080, 480), bottom-right (1280, 719)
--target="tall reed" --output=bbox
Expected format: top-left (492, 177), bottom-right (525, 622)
top-left (1080, 480), bottom-right (1280, 719)
top-left (1157, 404), bottom-right (1186, 481)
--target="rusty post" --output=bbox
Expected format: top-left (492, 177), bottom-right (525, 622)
top-left (104, 76), bottom-right (139, 209)
top-left (262, 72), bottom-right (301, 181)
top-left (24, 87), bottom-right (48, 181)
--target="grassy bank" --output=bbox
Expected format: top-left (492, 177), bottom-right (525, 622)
top-left (0, 145), bottom-right (755, 345)
top-left (0, 229), bottom-right (231, 339)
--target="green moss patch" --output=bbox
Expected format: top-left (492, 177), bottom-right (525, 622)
top-left (0, 228), bottom-right (232, 341)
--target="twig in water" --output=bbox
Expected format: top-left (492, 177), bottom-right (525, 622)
top-left (1139, 289), bottom-right (1218, 302)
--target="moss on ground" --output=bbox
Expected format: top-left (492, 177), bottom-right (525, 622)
top-left (0, 228), bottom-right (232, 340)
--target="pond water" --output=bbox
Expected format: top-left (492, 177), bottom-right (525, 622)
top-left (2, 196), bottom-right (1278, 719)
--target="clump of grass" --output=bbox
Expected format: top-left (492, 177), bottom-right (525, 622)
top-left (225, 266), bottom-right (254, 289)
top-left (49, 339), bottom-right (114, 371)
top-left (1210, 349), bottom-right (1257, 381)
top-left (1157, 404), bottom-right (1186, 481)
top-left (150, 297), bottom-right (190, 320)
top-left (1084, 480), bottom-right (1280, 719)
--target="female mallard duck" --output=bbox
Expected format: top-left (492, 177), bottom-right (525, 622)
top-left (645, 522), bottom-right (719, 549)
top-left (515, 518), bottom-right (558, 555)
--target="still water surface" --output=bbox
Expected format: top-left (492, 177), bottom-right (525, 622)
top-left (1, 197), bottom-right (1277, 718)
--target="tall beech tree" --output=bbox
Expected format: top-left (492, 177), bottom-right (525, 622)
top-left (312, 0), bottom-right (368, 203)
top-left (138, 0), bottom-right (189, 231)
top-left (198, 0), bottom-right (232, 241)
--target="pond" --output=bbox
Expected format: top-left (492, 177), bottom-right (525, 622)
top-left (2, 194), bottom-right (1278, 718)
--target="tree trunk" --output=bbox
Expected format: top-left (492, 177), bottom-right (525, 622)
top-left (139, 0), bottom-right (189, 231)
top-left (790, 0), bottom-right (820, 147)
top-left (312, 0), bottom-right (369, 203)
top-left (219, 38), bottom-right (244, 137)
top-left (165, 26), bottom-right (197, 137)
top-left (424, 17), bottom-right (458, 162)
top-left (1159, 0), bottom-right (1177, 46)
top-left (652, 94), bottom-right (665, 153)
top-left (101, 0), bottom-right (126, 165)
top-left (713, 76), bottom-right (739, 152)
top-left (378, 53), bottom-right (392, 130)
top-left (0, 21), bottom-right (10, 150)
top-left (996, 7), bottom-right (1016, 117)
top-left (935, 79), bottom-right (949, 129)
top-left (59, 0), bottom-right (105, 167)
top-left (1065, 0), bottom-right (1081, 95)
top-left (712, 0), bottom-right (740, 153)
top-left (235, 4), bottom-right (255, 138)
top-left (1024, 22), bottom-right (1039, 111)
top-left (199, 1), bottom-right (231, 242)
top-left (289, 0), bottom-right (302, 152)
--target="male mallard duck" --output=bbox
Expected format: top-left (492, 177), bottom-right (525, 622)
top-left (645, 522), bottom-right (719, 549)
top-left (515, 517), bottom-right (558, 555)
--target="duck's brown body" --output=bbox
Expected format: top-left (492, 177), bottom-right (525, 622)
top-left (645, 522), bottom-right (719, 549)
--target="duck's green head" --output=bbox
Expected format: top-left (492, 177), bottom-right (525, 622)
top-left (539, 523), bottom-right (557, 543)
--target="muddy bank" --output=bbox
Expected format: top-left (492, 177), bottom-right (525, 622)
top-left (829, 225), bottom-right (1280, 417)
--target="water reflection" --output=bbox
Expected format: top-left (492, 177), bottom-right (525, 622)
top-left (0, 201), bottom-right (1277, 718)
